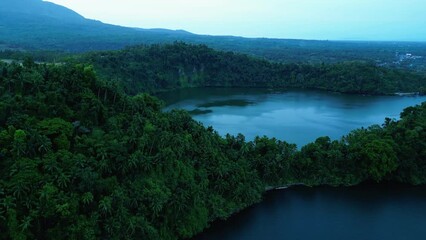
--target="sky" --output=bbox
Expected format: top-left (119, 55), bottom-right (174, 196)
top-left (45, 0), bottom-right (426, 41)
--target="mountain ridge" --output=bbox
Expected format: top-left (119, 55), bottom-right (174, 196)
top-left (1, 0), bottom-right (426, 67)
top-left (0, 0), bottom-right (85, 22)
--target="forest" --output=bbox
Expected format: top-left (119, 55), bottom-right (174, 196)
top-left (0, 59), bottom-right (425, 239)
top-left (77, 43), bottom-right (426, 95)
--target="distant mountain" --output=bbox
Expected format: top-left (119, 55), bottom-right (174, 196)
top-left (0, 0), bottom-right (84, 22)
top-left (1, 0), bottom-right (426, 67)
top-left (0, 0), bottom-right (198, 51)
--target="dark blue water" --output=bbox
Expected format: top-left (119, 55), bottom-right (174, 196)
top-left (193, 184), bottom-right (426, 240)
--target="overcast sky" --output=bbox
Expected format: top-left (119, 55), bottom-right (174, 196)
top-left (46, 0), bottom-right (426, 41)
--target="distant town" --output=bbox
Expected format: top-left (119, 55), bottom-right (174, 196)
top-left (396, 52), bottom-right (423, 62)
top-left (376, 52), bottom-right (425, 70)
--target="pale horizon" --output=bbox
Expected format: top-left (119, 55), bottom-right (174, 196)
top-left (45, 0), bottom-right (426, 42)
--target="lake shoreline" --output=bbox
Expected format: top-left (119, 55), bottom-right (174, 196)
top-left (194, 182), bottom-right (426, 240)
top-left (265, 183), bottom-right (309, 191)
top-left (155, 86), bottom-right (426, 99)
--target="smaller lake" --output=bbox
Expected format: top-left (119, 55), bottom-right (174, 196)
top-left (159, 88), bottom-right (426, 147)
top-left (192, 183), bottom-right (426, 240)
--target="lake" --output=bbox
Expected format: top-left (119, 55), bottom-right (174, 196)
top-left (159, 88), bottom-right (426, 147)
top-left (192, 183), bottom-right (426, 240)
top-left (158, 88), bottom-right (426, 240)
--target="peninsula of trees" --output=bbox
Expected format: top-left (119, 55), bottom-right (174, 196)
top-left (0, 58), bottom-right (425, 239)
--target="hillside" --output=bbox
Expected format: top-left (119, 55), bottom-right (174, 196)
top-left (0, 60), bottom-right (425, 239)
top-left (0, 0), bottom-right (194, 51)
top-left (0, 0), bottom-right (85, 22)
top-left (80, 43), bottom-right (426, 95)
top-left (1, 0), bottom-right (426, 68)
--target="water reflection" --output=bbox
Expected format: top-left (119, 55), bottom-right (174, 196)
top-left (159, 88), bottom-right (426, 146)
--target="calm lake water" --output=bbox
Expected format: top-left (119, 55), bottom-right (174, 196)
top-left (193, 184), bottom-right (426, 240)
top-left (158, 88), bottom-right (426, 240)
top-left (159, 88), bottom-right (426, 147)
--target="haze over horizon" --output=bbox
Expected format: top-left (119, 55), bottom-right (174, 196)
top-left (44, 0), bottom-right (426, 42)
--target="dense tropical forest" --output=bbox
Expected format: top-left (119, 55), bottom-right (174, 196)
top-left (78, 43), bottom-right (426, 95)
top-left (2, 43), bottom-right (426, 94)
top-left (0, 58), bottom-right (425, 239)
top-left (1, 1), bottom-right (425, 240)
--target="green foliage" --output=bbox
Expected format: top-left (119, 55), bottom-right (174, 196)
top-left (362, 139), bottom-right (398, 182)
top-left (38, 118), bottom-right (73, 150)
top-left (79, 43), bottom-right (426, 95)
top-left (0, 62), bottom-right (263, 239)
top-left (0, 60), bottom-right (425, 240)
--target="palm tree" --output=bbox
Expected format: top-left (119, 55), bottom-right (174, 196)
top-left (98, 197), bottom-right (112, 216)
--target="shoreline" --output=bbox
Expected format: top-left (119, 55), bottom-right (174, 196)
top-left (265, 183), bottom-right (308, 192)
top-left (394, 92), bottom-right (421, 96)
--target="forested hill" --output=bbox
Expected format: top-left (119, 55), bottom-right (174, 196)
top-left (80, 43), bottom-right (426, 95)
top-left (0, 60), bottom-right (425, 239)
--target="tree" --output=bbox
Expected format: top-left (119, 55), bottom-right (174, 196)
top-left (361, 139), bottom-right (398, 182)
